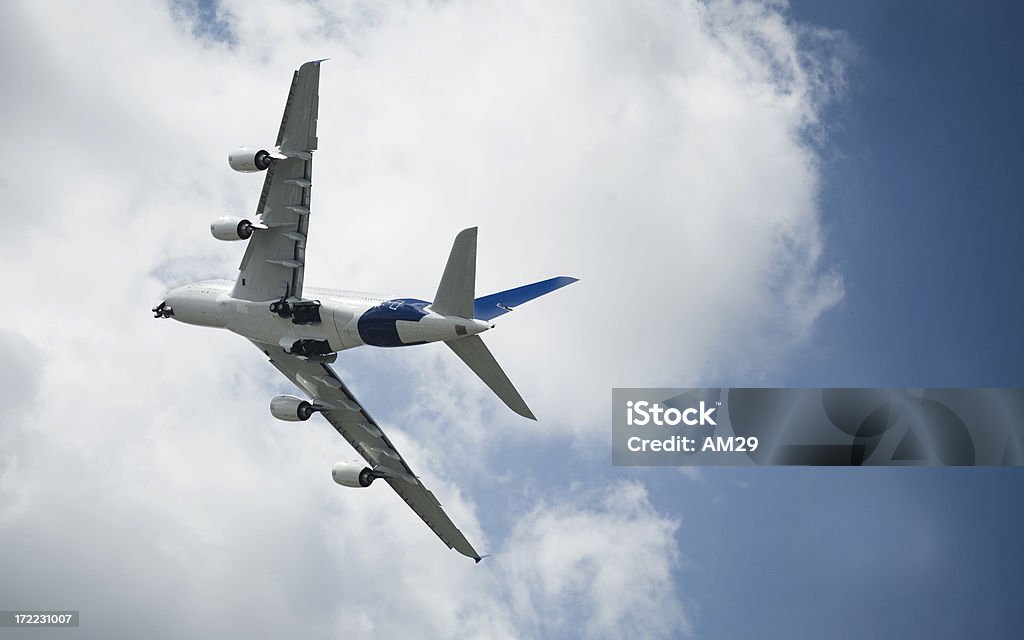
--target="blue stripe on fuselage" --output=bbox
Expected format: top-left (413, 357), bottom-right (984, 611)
top-left (357, 298), bottom-right (429, 347)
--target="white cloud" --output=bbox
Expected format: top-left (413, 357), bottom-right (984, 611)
top-left (499, 481), bottom-right (688, 639)
top-left (0, 0), bottom-right (847, 636)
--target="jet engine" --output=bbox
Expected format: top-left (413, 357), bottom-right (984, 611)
top-left (210, 215), bottom-right (255, 241)
top-left (228, 147), bottom-right (272, 172)
top-left (332, 461), bottom-right (376, 488)
top-left (270, 395), bottom-right (316, 421)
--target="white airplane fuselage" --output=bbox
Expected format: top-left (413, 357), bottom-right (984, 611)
top-left (162, 279), bottom-right (491, 356)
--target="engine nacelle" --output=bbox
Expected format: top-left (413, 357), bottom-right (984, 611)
top-left (270, 395), bottom-right (316, 421)
top-left (228, 147), bottom-right (272, 172)
top-left (210, 216), bottom-right (254, 241)
top-left (332, 461), bottom-right (376, 488)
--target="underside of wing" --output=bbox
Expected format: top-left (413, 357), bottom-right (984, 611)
top-left (232, 60), bottom-right (322, 302)
top-left (252, 341), bottom-right (483, 561)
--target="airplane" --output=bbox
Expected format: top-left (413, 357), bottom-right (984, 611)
top-left (152, 60), bottom-right (577, 562)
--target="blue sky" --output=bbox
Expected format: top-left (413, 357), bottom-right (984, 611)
top-left (676, 2), bottom-right (1024, 636)
top-left (781, 0), bottom-right (1024, 387)
top-left (675, 469), bottom-right (1024, 637)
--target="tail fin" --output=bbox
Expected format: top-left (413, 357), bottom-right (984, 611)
top-left (445, 335), bottom-right (536, 420)
top-left (432, 227), bottom-right (477, 318)
top-left (433, 227), bottom-right (577, 420)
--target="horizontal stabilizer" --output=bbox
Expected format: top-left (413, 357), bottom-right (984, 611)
top-left (445, 335), bottom-right (536, 420)
top-left (473, 276), bottom-right (578, 321)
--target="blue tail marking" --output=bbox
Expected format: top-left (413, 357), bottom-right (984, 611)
top-left (473, 276), bottom-right (578, 321)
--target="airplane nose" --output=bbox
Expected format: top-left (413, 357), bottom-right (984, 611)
top-left (153, 286), bottom-right (183, 318)
top-left (155, 285), bottom-right (227, 328)
top-left (152, 300), bottom-right (173, 318)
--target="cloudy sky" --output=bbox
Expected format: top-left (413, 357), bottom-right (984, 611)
top-left (1, 0), bottom-right (1021, 638)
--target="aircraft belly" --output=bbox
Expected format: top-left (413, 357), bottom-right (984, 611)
top-left (322, 302), bottom-right (363, 350)
top-left (334, 315), bottom-right (365, 348)
top-left (225, 298), bottom-right (356, 352)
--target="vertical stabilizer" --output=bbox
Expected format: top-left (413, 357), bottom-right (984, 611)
top-left (431, 227), bottom-right (477, 318)
top-left (445, 336), bottom-right (536, 420)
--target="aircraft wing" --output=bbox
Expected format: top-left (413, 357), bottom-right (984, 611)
top-left (252, 342), bottom-right (483, 561)
top-left (232, 60), bottom-right (323, 302)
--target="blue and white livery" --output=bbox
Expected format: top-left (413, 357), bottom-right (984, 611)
top-left (152, 61), bottom-right (577, 562)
